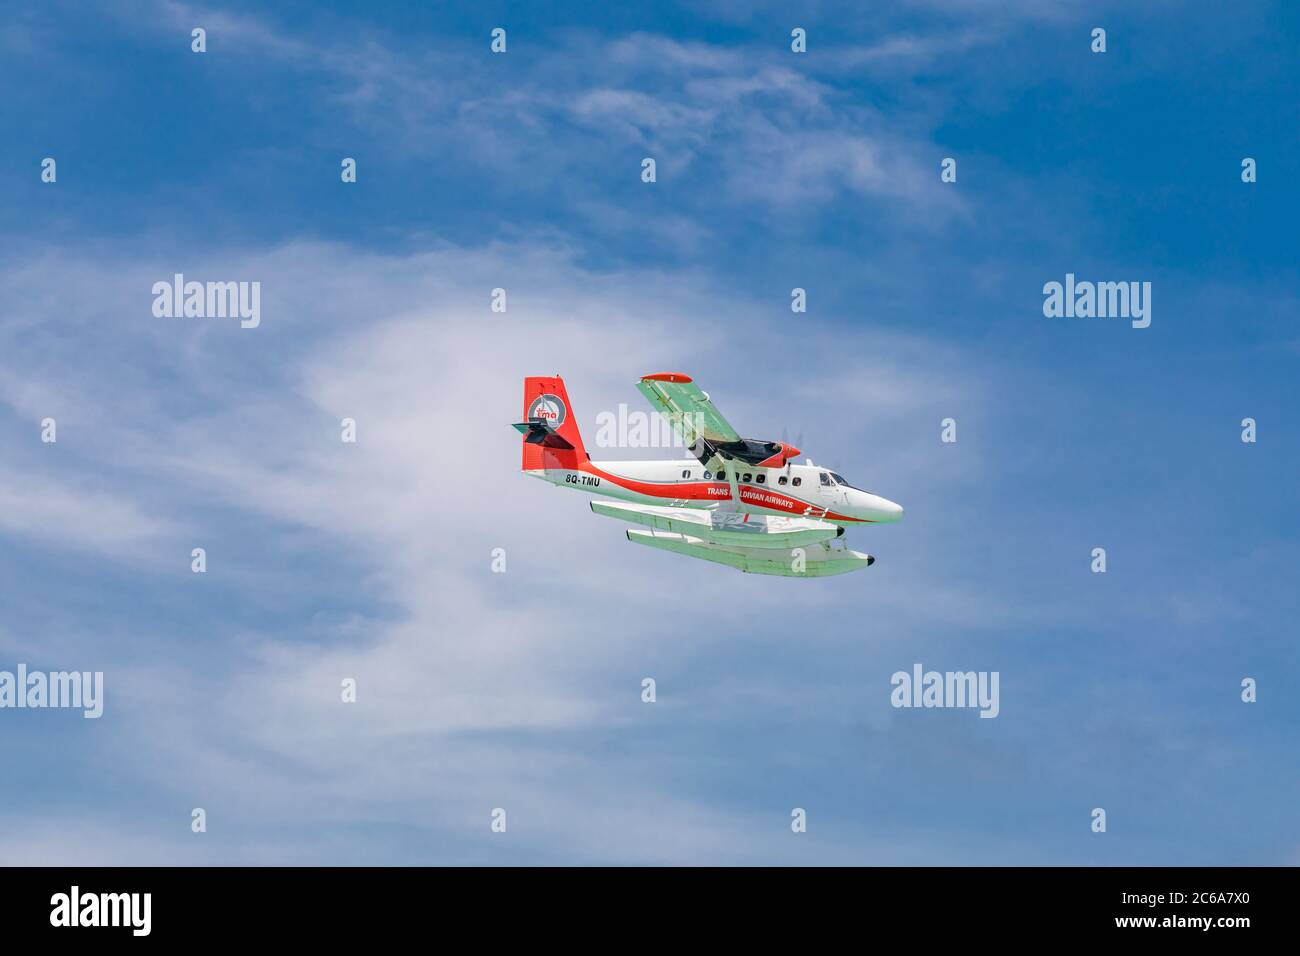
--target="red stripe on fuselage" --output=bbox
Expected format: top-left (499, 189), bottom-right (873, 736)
top-left (567, 462), bottom-right (874, 523)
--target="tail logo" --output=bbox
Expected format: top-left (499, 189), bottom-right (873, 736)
top-left (528, 394), bottom-right (566, 427)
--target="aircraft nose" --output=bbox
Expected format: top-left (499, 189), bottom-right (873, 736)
top-left (866, 495), bottom-right (903, 522)
top-left (858, 492), bottom-right (903, 522)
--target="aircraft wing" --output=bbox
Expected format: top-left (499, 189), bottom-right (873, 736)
top-left (635, 373), bottom-right (741, 447)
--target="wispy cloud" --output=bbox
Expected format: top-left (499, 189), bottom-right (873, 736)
top-left (0, 235), bottom-right (1010, 862)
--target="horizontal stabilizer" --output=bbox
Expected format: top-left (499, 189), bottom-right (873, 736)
top-left (512, 417), bottom-right (575, 450)
top-left (625, 529), bottom-right (874, 577)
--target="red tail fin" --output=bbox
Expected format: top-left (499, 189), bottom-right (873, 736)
top-left (518, 375), bottom-right (587, 471)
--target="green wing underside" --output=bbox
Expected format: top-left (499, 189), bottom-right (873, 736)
top-left (635, 378), bottom-right (742, 445)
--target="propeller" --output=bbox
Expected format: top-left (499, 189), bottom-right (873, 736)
top-left (779, 426), bottom-right (804, 471)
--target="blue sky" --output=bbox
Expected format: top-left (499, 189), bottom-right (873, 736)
top-left (0, 0), bottom-right (1296, 864)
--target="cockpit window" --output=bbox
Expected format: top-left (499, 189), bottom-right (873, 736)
top-left (819, 472), bottom-right (832, 486)
top-left (829, 472), bottom-right (860, 490)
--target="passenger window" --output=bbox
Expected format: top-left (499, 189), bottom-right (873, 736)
top-left (703, 470), bottom-right (712, 480)
top-left (681, 470), bottom-right (691, 479)
top-left (756, 474), bottom-right (766, 484)
top-left (819, 472), bottom-right (832, 486)
top-left (742, 473), bottom-right (752, 483)
top-left (792, 477), bottom-right (802, 487)
top-left (717, 470), bottom-right (725, 480)
top-left (778, 476), bottom-right (788, 486)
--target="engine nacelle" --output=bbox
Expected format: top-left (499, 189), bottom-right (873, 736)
top-left (689, 437), bottom-right (800, 468)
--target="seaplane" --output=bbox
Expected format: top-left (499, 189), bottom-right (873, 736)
top-left (513, 374), bottom-right (904, 577)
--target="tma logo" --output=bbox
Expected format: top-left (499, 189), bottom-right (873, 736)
top-left (528, 394), bottom-right (566, 427)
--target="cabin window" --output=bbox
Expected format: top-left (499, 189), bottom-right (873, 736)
top-left (742, 473), bottom-right (752, 483)
top-left (703, 470), bottom-right (712, 479)
top-left (778, 476), bottom-right (788, 486)
top-left (716, 470), bottom-right (725, 480)
top-left (682, 470), bottom-right (691, 479)
top-left (756, 474), bottom-right (766, 484)
top-left (792, 477), bottom-right (802, 487)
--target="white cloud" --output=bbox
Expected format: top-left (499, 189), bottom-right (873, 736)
top-left (0, 236), bottom-right (1012, 862)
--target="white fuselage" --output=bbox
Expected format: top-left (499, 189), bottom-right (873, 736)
top-left (528, 457), bottom-right (904, 526)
